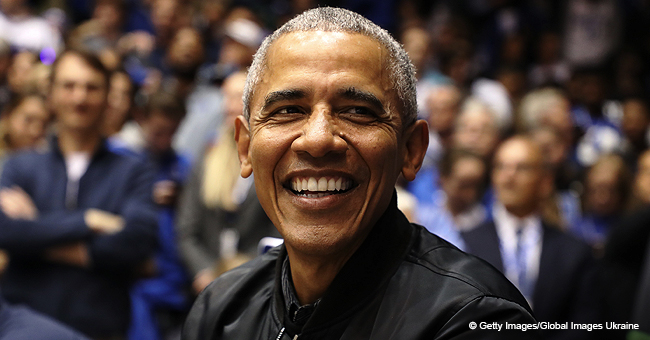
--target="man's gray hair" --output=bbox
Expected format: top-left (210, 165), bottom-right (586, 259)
top-left (243, 7), bottom-right (417, 127)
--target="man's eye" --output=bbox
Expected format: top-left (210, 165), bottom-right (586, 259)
top-left (340, 107), bottom-right (377, 122)
top-left (262, 106), bottom-right (305, 123)
top-left (275, 106), bottom-right (303, 115)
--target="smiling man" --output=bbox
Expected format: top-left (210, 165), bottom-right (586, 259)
top-left (183, 7), bottom-right (537, 340)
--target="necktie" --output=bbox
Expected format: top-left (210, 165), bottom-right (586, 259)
top-left (516, 226), bottom-right (531, 301)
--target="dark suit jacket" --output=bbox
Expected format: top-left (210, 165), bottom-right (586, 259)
top-left (462, 221), bottom-right (603, 340)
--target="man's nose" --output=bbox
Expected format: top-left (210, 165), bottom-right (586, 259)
top-left (71, 85), bottom-right (89, 105)
top-left (292, 109), bottom-right (347, 158)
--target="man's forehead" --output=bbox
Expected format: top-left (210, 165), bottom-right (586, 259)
top-left (265, 31), bottom-right (386, 70)
top-left (497, 139), bottom-right (542, 164)
top-left (54, 54), bottom-right (106, 81)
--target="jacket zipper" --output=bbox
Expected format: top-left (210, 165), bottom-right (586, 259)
top-left (275, 327), bottom-right (299, 340)
top-left (275, 327), bottom-right (285, 340)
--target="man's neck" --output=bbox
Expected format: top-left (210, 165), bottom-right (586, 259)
top-left (285, 247), bottom-right (356, 306)
top-left (57, 128), bottom-right (102, 156)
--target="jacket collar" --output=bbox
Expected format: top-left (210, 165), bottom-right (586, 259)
top-left (48, 134), bottom-right (110, 161)
top-left (273, 192), bottom-right (413, 334)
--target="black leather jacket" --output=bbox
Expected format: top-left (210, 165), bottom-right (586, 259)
top-left (183, 196), bottom-right (538, 339)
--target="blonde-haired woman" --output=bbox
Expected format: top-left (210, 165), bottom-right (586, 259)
top-left (176, 71), bottom-right (278, 294)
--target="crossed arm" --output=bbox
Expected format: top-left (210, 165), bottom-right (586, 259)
top-left (0, 161), bottom-right (158, 270)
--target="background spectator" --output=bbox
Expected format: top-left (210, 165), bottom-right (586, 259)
top-left (0, 92), bottom-right (49, 171)
top-left (463, 136), bottom-right (602, 340)
top-left (416, 149), bottom-right (488, 250)
top-left (175, 71), bottom-right (278, 295)
top-left (0, 49), bottom-right (158, 339)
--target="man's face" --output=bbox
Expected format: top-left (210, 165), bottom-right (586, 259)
top-left (585, 163), bottom-right (622, 217)
top-left (104, 72), bottom-right (133, 134)
top-left (7, 96), bottom-right (49, 149)
top-left (492, 139), bottom-right (547, 217)
top-left (426, 86), bottom-right (460, 140)
top-left (142, 112), bottom-right (180, 155)
top-left (50, 54), bottom-right (107, 132)
top-left (237, 31), bottom-right (425, 258)
top-left (454, 110), bottom-right (499, 158)
top-left (441, 157), bottom-right (485, 216)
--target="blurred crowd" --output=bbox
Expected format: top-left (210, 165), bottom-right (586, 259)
top-left (0, 0), bottom-right (650, 339)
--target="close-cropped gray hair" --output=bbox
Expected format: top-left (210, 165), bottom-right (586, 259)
top-left (242, 7), bottom-right (417, 128)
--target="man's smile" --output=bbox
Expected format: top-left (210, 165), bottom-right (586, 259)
top-left (286, 176), bottom-right (356, 198)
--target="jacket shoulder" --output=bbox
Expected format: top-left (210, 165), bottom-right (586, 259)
top-left (406, 224), bottom-right (531, 312)
top-left (182, 248), bottom-right (279, 339)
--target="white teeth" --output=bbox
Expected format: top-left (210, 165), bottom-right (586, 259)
top-left (308, 177), bottom-right (318, 191)
top-left (327, 178), bottom-right (336, 190)
top-left (318, 178), bottom-right (327, 191)
top-left (291, 176), bottom-right (353, 194)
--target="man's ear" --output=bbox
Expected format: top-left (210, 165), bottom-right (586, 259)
top-left (235, 115), bottom-right (253, 178)
top-left (401, 119), bottom-right (429, 181)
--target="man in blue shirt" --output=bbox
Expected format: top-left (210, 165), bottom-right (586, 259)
top-left (0, 48), bottom-right (158, 339)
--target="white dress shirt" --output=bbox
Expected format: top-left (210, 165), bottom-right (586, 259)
top-left (492, 203), bottom-right (543, 306)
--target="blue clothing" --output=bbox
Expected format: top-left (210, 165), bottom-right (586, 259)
top-left (110, 144), bottom-right (192, 340)
top-left (417, 202), bottom-right (467, 251)
top-left (0, 296), bottom-right (89, 340)
top-left (0, 138), bottom-right (158, 337)
top-left (406, 165), bottom-right (440, 206)
top-left (570, 214), bottom-right (618, 248)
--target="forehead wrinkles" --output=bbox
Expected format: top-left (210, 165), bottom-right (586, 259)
top-left (251, 32), bottom-right (400, 121)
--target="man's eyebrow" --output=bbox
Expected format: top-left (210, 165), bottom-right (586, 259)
top-left (261, 89), bottom-right (308, 111)
top-left (338, 87), bottom-right (385, 111)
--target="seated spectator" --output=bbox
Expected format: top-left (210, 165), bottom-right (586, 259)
top-left (0, 92), bottom-right (50, 172)
top-left (422, 84), bottom-right (462, 169)
top-left (6, 51), bottom-right (37, 97)
top-left (570, 68), bottom-right (624, 167)
top-left (102, 69), bottom-right (135, 138)
top-left (417, 149), bottom-right (488, 250)
top-left (619, 96), bottom-right (650, 170)
top-left (0, 91), bottom-right (50, 281)
top-left (165, 27), bottom-right (224, 162)
top-left (409, 97), bottom-right (501, 206)
top-left (399, 25), bottom-right (450, 117)
top-left (529, 126), bottom-right (582, 230)
top-left (518, 87), bottom-right (574, 152)
top-left (601, 154), bottom-right (650, 329)
top-left (68, 0), bottom-right (127, 51)
top-left (176, 71), bottom-right (278, 295)
top-left (453, 97), bottom-right (503, 160)
top-left (0, 48), bottom-right (158, 338)
top-left (463, 136), bottom-right (602, 340)
top-left (110, 90), bottom-right (192, 340)
top-left (572, 153), bottom-right (631, 252)
top-left (528, 31), bottom-right (570, 88)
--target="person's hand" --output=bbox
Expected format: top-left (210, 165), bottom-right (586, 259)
top-left (153, 180), bottom-right (178, 206)
top-left (193, 268), bottom-right (217, 295)
top-left (0, 186), bottom-right (38, 220)
top-left (84, 209), bottom-right (125, 234)
top-left (44, 242), bottom-right (90, 268)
